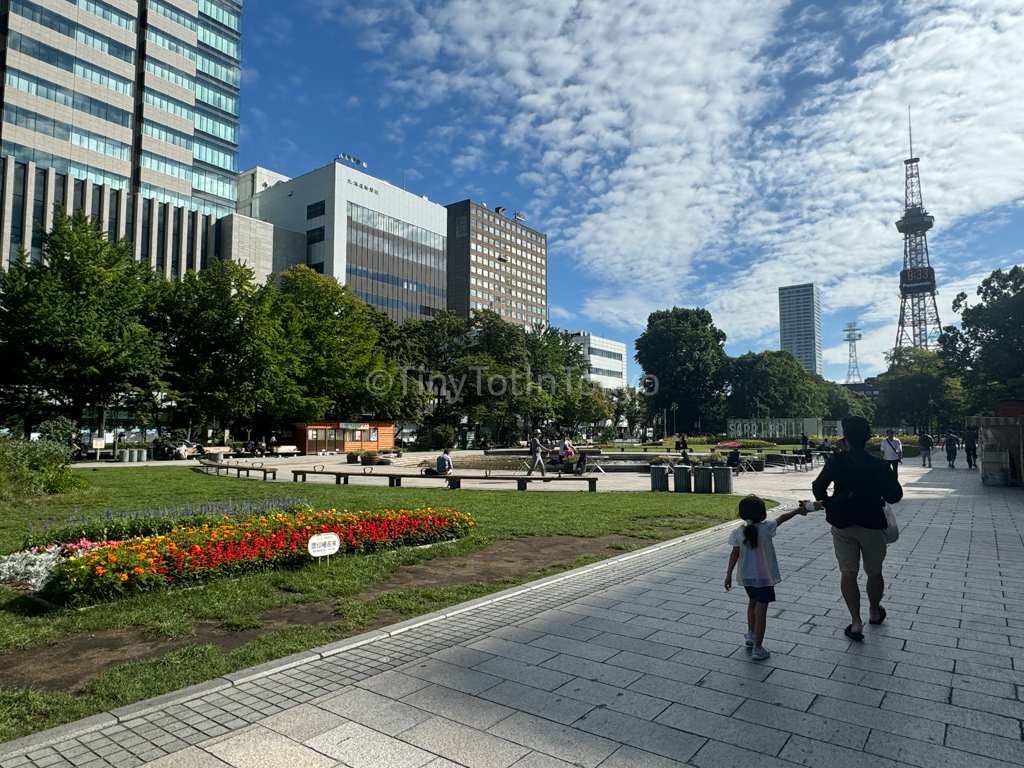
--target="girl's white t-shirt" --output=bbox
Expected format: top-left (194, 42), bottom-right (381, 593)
top-left (728, 519), bottom-right (781, 587)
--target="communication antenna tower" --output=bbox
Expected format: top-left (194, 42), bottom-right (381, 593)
top-left (844, 322), bottom-right (863, 384)
top-left (895, 109), bottom-right (942, 348)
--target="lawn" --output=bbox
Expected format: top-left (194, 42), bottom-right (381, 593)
top-left (0, 466), bottom-right (765, 743)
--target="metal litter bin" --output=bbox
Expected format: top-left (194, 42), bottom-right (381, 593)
top-left (210, 452), bottom-right (225, 463)
top-left (127, 449), bottom-right (137, 462)
top-left (137, 449), bottom-right (148, 462)
top-left (118, 450), bottom-right (128, 462)
top-left (713, 466), bottom-right (734, 494)
top-left (692, 466), bottom-right (713, 494)
top-left (673, 465), bottom-right (692, 492)
top-left (650, 465), bottom-right (670, 492)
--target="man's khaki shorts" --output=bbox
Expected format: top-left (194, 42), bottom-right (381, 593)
top-left (831, 525), bottom-right (887, 575)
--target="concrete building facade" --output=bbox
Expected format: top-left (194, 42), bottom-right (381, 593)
top-left (242, 161), bottom-right (448, 322)
top-left (568, 331), bottom-right (628, 390)
top-left (0, 0), bottom-right (242, 217)
top-left (446, 200), bottom-right (547, 327)
top-left (779, 282), bottom-right (823, 376)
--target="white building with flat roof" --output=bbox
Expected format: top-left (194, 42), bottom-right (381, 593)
top-left (568, 332), bottom-right (628, 390)
top-left (779, 283), bottom-right (823, 376)
top-left (241, 161), bottom-right (448, 322)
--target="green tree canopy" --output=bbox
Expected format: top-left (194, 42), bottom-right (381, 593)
top-left (725, 350), bottom-right (827, 419)
top-left (873, 347), bottom-right (965, 430)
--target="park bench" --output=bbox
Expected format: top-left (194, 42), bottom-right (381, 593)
top-left (765, 454), bottom-right (809, 472)
top-left (292, 467), bottom-right (405, 486)
top-left (291, 468), bottom-right (599, 492)
top-left (199, 459), bottom-right (278, 481)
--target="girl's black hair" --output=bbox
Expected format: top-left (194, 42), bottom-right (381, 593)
top-left (738, 495), bottom-right (767, 549)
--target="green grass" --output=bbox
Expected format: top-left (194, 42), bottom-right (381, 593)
top-left (0, 467), bottom-right (773, 744)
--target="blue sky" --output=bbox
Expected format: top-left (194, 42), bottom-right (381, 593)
top-left (238, 0), bottom-right (1023, 386)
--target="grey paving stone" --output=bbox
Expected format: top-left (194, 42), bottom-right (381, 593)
top-left (478, 681), bottom-right (594, 725)
top-left (604, 651), bottom-right (709, 685)
top-left (355, 670), bottom-right (432, 699)
top-left (626, 674), bottom-right (744, 716)
top-left (258, 704), bottom-right (348, 742)
top-left (880, 691), bottom-right (1020, 738)
top-left (527, 635), bottom-right (620, 662)
top-left (552, 678), bottom-right (670, 721)
top-left (828, 664), bottom-right (951, 701)
top-left (316, 688), bottom-right (432, 736)
top-left (202, 725), bottom-right (336, 768)
top-left (304, 721), bottom-right (435, 767)
top-left (471, 656), bottom-right (575, 692)
top-left (808, 694), bottom-right (946, 744)
top-left (779, 734), bottom-right (903, 768)
top-left (429, 646), bottom-right (495, 668)
top-left (764, 668), bottom-right (884, 707)
top-left (864, 729), bottom-right (1021, 768)
top-left (401, 683), bottom-right (515, 730)
top-left (572, 708), bottom-right (706, 764)
top-left (697, 670), bottom-right (816, 711)
top-left (137, 747), bottom-right (234, 767)
top-left (399, 659), bottom-right (504, 695)
top-left (945, 725), bottom-right (1024, 764)
top-left (732, 698), bottom-right (869, 751)
top-left (951, 688), bottom-right (1024, 719)
top-left (399, 717), bottom-right (530, 768)
top-left (689, 740), bottom-right (806, 768)
top-left (594, 745), bottom-right (693, 767)
top-left (467, 638), bottom-right (558, 666)
top-left (539, 654), bottom-right (644, 688)
top-left (486, 711), bottom-right (619, 768)
top-left (654, 702), bottom-right (790, 755)
top-left (508, 753), bottom-right (579, 768)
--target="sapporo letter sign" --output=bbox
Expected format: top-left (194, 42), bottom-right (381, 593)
top-left (308, 532), bottom-right (341, 561)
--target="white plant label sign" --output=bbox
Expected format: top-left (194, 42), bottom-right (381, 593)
top-left (308, 532), bottom-right (341, 559)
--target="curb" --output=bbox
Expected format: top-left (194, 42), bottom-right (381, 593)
top-left (0, 517), bottom-right (744, 758)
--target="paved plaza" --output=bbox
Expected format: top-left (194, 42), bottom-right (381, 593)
top-left (1, 464), bottom-right (1022, 767)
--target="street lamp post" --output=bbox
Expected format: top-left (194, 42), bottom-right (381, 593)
top-left (671, 402), bottom-right (678, 437)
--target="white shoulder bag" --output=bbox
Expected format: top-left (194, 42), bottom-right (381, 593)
top-left (883, 502), bottom-right (899, 544)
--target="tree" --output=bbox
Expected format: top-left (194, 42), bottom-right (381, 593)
top-left (873, 347), bottom-right (966, 430)
top-left (940, 265), bottom-right (1024, 412)
top-left (634, 307), bottom-right (728, 433)
top-left (823, 380), bottom-right (874, 422)
top-left (0, 209), bottom-right (164, 435)
top-left (725, 350), bottom-right (827, 419)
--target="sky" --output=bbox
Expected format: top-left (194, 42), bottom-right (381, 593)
top-left (238, 0), bottom-right (1024, 386)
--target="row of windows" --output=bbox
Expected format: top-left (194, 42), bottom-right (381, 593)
top-left (469, 277), bottom-right (543, 303)
top-left (347, 222), bottom-right (446, 273)
top-left (588, 346), bottom-right (623, 361)
top-left (194, 80), bottom-right (239, 116)
top-left (141, 150), bottom-right (191, 181)
top-left (354, 290), bottom-right (438, 318)
top-left (145, 88), bottom-right (193, 121)
top-left (193, 137), bottom-right (237, 171)
top-left (468, 302), bottom-right (544, 319)
top-left (589, 367), bottom-right (624, 379)
top-left (147, 26), bottom-right (195, 62)
top-left (347, 264), bottom-right (447, 299)
top-left (199, 0), bottom-right (240, 32)
top-left (13, 0), bottom-right (135, 63)
top-left (196, 51), bottom-right (241, 88)
top-left (9, 31), bottom-right (134, 95)
top-left (194, 107), bottom-right (237, 143)
top-left (143, 119), bottom-right (193, 150)
top-left (192, 165), bottom-right (236, 201)
top-left (306, 226), bottom-right (325, 245)
top-left (347, 201), bottom-right (445, 251)
top-left (146, 57), bottom-right (193, 91)
top-left (146, 25), bottom-right (240, 91)
top-left (6, 68), bottom-right (133, 128)
top-left (148, 0), bottom-right (197, 32)
top-left (472, 207), bottom-right (544, 241)
top-left (139, 181), bottom-right (231, 217)
top-left (2, 141), bottom-right (129, 189)
top-left (67, 0), bottom-right (137, 31)
top-left (197, 21), bottom-right (240, 60)
top-left (469, 290), bottom-right (542, 314)
top-left (307, 200), bottom-right (325, 219)
top-left (3, 104), bottom-right (131, 161)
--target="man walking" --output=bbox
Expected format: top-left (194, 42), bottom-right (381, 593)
top-left (963, 427), bottom-right (978, 469)
top-left (881, 429), bottom-right (903, 479)
top-left (527, 429), bottom-right (549, 476)
top-left (918, 432), bottom-right (933, 468)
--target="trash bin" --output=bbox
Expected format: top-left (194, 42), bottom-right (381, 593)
top-left (673, 465), bottom-right (692, 492)
top-left (138, 449), bottom-right (148, 462)
top-left (118, 449), bottom-right (129, 463)
top-left (713, 466), bottom-right (734, 494)
top-left (210, 452), bottom-right (225, 463)
top-left (692, 466), bottom-right (713, 494)
top-left (650, 465), bottom-right (670, 492)
top-left (126, 449), bottom-right (136, 462)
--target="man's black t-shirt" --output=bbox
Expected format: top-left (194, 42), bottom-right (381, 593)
top-left (812, 448), bottom-right (903, 530)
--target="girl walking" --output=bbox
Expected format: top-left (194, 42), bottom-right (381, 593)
top-left (725, 495), bottom-right (808, 660)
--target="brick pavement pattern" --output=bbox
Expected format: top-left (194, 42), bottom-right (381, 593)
top-left (1, 465), bottom-right (1021, 767)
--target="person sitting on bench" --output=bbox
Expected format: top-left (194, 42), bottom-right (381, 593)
top-left (435, 448), bottom-right (454, 487)
top-left (727, 448), bottom-right (741, 474)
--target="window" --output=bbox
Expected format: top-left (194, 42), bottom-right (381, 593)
top-left (5, 68), bottom-right (133, 128)
top-left (147, 27), bottom-right (196, 62)
top-left (307, 200), bottom-right (325, 219)
top-left (198, 0), bottom-right (240, 31)
top-left (12, 0), bottom-right (135, 62)
top-left (7, 32), bottom-right (133, 94)
top-left (306, 226), bottom-right (325, 244)
top-left (143, 120), bottom-right (193, 150)
top-left (148, 0), bottom-right (197, 31)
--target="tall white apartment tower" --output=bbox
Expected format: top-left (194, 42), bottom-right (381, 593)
top-left (778, 283), bottom-right (823, 376)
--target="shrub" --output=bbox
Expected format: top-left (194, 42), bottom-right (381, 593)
top-left (41, 506), bottom-right (474, 605)
top-left (22, 497), bottom-right (309, 550)
top-left (0, 437), bottom-right (87, 503)
top-left (36, 417), bottom-right (78, 446)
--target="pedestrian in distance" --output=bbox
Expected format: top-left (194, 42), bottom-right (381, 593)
top-left (526, 429), bottom-right (550, 477)
top-left (435, 447), bottom-right (454, 488)
top-left (944, 430), bottom-right (960, 468)
top-left (725, 495), bottom-right (809, 661)
top-left (919, 431), bottom-right (934, 467)
top-left (811, 416), bottom-right (903, 642)
top-left (881, 429), bottom-right (903, 479)
top-left (963, 427), bottom-right (978, 469)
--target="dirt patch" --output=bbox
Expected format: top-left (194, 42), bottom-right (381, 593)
top-left (0, 535), bottom-right (651, 694)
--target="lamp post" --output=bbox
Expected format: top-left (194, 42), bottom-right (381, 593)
top-left (671, 402), bottom-right (678, 437)
top-left (928, 397), bottom-right (935, 437)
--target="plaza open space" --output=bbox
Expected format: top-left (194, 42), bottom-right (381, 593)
top-left (1, 460), bottom-right (1021, 767)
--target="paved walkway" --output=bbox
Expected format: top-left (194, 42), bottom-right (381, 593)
top-left (2, 465), bottom-right (1022, 767)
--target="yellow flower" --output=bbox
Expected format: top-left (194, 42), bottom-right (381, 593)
top-left (120, 574), bottom-right (129, 582)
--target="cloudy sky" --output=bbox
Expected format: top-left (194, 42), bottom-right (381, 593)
top-left (239, 0), bottom-right (1023, 384)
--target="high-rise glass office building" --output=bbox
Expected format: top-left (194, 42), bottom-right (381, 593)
top-left (779, 282), bottom-right (823, 376)
top-left (0, 0), bottom-right (241, 217)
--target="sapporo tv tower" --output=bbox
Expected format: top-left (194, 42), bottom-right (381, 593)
top-left (895, 111), bottom-right (942, 348)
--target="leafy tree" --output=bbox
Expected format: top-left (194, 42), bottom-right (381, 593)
top-left (635, 307), bottom-right (728, 433)
top-left (940, 265), bottom-right (1024, 412)
top-left (0, 209), bottom-right (164, 435)
top-left (823, 380), bottom-right (875, 422)
top-left (873, 347), bottom-right (966, 429)
top-left (725, 350), bottom-right (827, 419)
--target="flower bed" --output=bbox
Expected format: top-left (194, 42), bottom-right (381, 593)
top-left (37, 507), bottom-right (473, 605)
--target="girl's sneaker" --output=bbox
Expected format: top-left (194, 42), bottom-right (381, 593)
top-left (751, 646), bottom-right (771, 661)
top-left (744, 631), bottom-right (755, 648)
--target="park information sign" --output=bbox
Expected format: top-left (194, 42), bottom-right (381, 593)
top-left (307, 533), bottom-right (341, 559)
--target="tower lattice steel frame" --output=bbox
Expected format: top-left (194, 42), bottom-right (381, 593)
top-left (844, 322), bottom-right (863, 383)
top-left (895, 116), bottom-right (942, 349)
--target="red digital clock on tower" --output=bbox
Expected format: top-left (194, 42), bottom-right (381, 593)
top-left (900, 266), bottom-right (936, 296)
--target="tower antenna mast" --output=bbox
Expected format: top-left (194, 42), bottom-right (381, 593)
top-left (894, 112), bottom-right (942, 349)
top-left (844, 322), bottom-right (863, 384)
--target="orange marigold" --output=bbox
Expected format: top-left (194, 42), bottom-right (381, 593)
top-left (95, 566), bottom-right (106, 576)
top-left (120, 574), bottom-right (129, 582)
